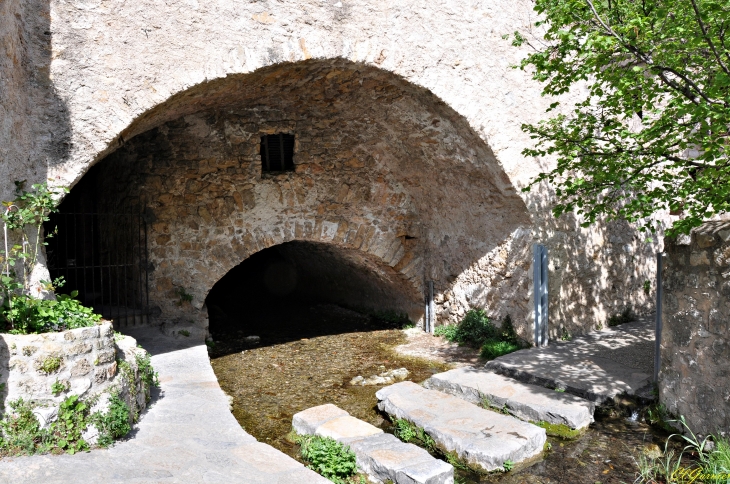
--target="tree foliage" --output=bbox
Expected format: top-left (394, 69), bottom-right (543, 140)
top-left (514, 0), bottom-right (730, 235)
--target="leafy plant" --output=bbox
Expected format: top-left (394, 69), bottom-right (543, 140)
top-left (608, 307), bottom-right (636, 327)
top-left (480, 340), bottom-right (523, 360)
top-left (51, 379), bottom-right (69, 395)
top-left (91, 393), bottom-right (131, 448)
top-left (392, 418), bottom-right (435, 452)
top-left (503, 459), bottom-right (514, 472)
top-left (643, 280), bottom-right (652, 296)
top-left (297, 434), bottom-right (357, 483)
top-left (1, 291), bottom-right (101, 334)
top-left (51, 395), bottom-right (89, 454)
top-left (178, 329), bottom-right (191, 337)
top-left (136, 351), bottom-right (160, 389)
top-left (0, 398), bottom-right (47, 455)
top-left (511, 0), bottom-right (730, 236)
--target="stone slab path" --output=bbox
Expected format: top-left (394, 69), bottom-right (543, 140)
top-left (376, 381), bottom-right (546, 473)
top-left (486, 319), bottom-right (655, 403)
top-left (293, 404), bottom-right (453, 484)
top-left (0, 327), bottom-right (329, 484)
top-left (424, 368), bottom-right (594, 430)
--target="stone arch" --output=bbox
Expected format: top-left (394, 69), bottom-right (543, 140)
top-left (52, 58), bottom-right (530, 332)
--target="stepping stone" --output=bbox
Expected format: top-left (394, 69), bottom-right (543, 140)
top-left (292, 404), bottom-right (453, 484)
top-left (424, 368), bottom-right (594, 430)
top-left (376, 381), bottom-right (546, 473)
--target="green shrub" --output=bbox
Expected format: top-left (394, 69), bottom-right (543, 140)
top-left (51, 395), bottom-right (90, 454)
top-left (437, 311), bottom-right (526, 360)
top-left (136, 351), bottom-right (160, 389)
top-left (0, 398), bottom-right (47, 455)
top-left (92, 393), bottom-right (131, 447)
top-left (297, 434), bottom-right (357, 483)
top-left (480, 340), bottom-right (522, 359)
top-left (0, 292), bottom-right (101, 334)
top-left (392, 418), bottom-right (435, 452)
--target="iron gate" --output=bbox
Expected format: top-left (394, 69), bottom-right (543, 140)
top-left (45, 211), bottom-right (150, 327)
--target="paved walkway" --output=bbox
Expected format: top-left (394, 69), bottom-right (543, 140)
top-left (0, 327), bottom-right (328, 484)
top-left (486, 318), bottom-right (656, 403)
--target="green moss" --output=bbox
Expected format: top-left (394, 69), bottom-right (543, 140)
top-left (534, 421), bottom-right (584, 440)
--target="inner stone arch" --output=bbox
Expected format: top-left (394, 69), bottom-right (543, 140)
top-left (46, 57), bottom-right (529, 334)
top-left (205, 240), bottom-right (422, 344)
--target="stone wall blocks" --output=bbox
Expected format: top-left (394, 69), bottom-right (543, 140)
top-left (70, 358), bottom-right (92, 377)
top-left (696, 233), bottom-right (718, 248)
top-left (690, 251), bottom-right (711, 266)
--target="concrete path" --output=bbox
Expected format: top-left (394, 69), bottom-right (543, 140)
top-left (424, 368), bottom-right (594, 430)
top-left (294, 404), bottom-right (453, 484)
top-left (376, 381), bottom-right (546, 473)
top-left (485, 319), bottom-right (655, 403)
top-left (0, 326), bottom-right (329, 484)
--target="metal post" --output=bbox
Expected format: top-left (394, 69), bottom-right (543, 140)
top-left (427, 281), bottom-right (434, 334)
top-left (533, 244), bottom-right (549, 347)
top-left (654, 252), bottom-right (664, 383)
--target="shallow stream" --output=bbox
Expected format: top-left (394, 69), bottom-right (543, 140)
top-left (209, 303), bottom-right (673, 483)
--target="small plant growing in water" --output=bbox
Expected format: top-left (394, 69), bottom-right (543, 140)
top-left (295, 434), bottom-right (358, 483)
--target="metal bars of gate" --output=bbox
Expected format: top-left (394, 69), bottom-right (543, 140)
top-left (533, 244), bottom-right (549, 347)
top-left (46, 211), bottom-right (149, 327)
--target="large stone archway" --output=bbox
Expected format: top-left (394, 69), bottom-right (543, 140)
top-left (57, 59), bottom-right (529, 333)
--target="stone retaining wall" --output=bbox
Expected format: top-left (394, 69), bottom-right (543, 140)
top-left (660, 221), bottom-right (730, 436)
top-left (0, 321), bottom-right (150, 436)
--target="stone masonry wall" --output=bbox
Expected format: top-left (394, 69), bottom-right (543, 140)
top-left (3, 0), bottom-right (660, 341)
top-left (0, 322), bottom-right (149, 434)
top-left (660, 221), bottom-right (730, 436)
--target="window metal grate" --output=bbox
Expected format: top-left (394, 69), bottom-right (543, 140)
top-left (260, 133), bottom-right (295, 173)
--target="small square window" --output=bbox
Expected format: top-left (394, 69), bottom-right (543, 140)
top-left (261, 133), bottom-right (295, 173)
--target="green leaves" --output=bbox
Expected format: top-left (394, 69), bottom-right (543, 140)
top-left (297, 435), bottom-right (358, 483)
top-left (0, 293), bottom-right (102, 334)
top-left (514, 0), bottom-right (730, 234)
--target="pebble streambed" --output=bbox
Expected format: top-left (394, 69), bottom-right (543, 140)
top-left (209, 303), bottom-right (676, 483)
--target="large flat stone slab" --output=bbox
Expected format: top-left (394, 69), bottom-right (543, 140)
top-left (424, 368), bottom-right (594, 429)
top-left (293, 404), bottom-right (453, 484)
top-left (342, 433), bottom-right (453, 484)
top-left (376, 381), bottom-right (546, 472)
top-left (485, 319), bottom-right (655, 403)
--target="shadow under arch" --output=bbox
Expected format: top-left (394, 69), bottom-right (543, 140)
top-left (50, 57), bottom-right (531, 334)
top-left (205, 239), bottom-right (423, 355)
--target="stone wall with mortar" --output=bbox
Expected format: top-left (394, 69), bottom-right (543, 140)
top-left (660, 221), bottom-right (730, 436)
top-left (2, 0), bottom-right (660, 340)
top-left (0, 322), bottom-right (149, 435)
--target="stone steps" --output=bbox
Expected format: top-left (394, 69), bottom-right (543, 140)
top-left (376, 381), bottom-right (546, 473)
top-left (423, 368), bottom-right (595, 430)
top-left (292, 404), bottom-right (453, 484)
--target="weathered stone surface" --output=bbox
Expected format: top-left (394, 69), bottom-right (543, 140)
top-left (342, 433), bottom-right (453, 484)
top-left (661, 221), bottom-right (730, 435)
top-left (486, 319), bottom-right (654, 403)
top-left (0, 327), bottom-right (330, 483)
top-left (292, 403), bottom-right (349, 435)
top-left (0, 0), bottom-right (660, 342)
top-left (295, 403), bottom-right (452, 484)
top-left (376, 381), bottom-right (546, 472)
top-left (350, 367), bottom-right (409, 386)
top-left (316, 416), bottom-right (383, 441)
top-left (424, 368), bottom-right (594, 429)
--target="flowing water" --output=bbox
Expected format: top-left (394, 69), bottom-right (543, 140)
top-left (209, 303), bottom-right (674, 484)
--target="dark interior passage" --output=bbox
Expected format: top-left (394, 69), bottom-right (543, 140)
top-left (205, 240), bottom-right (422, 355)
